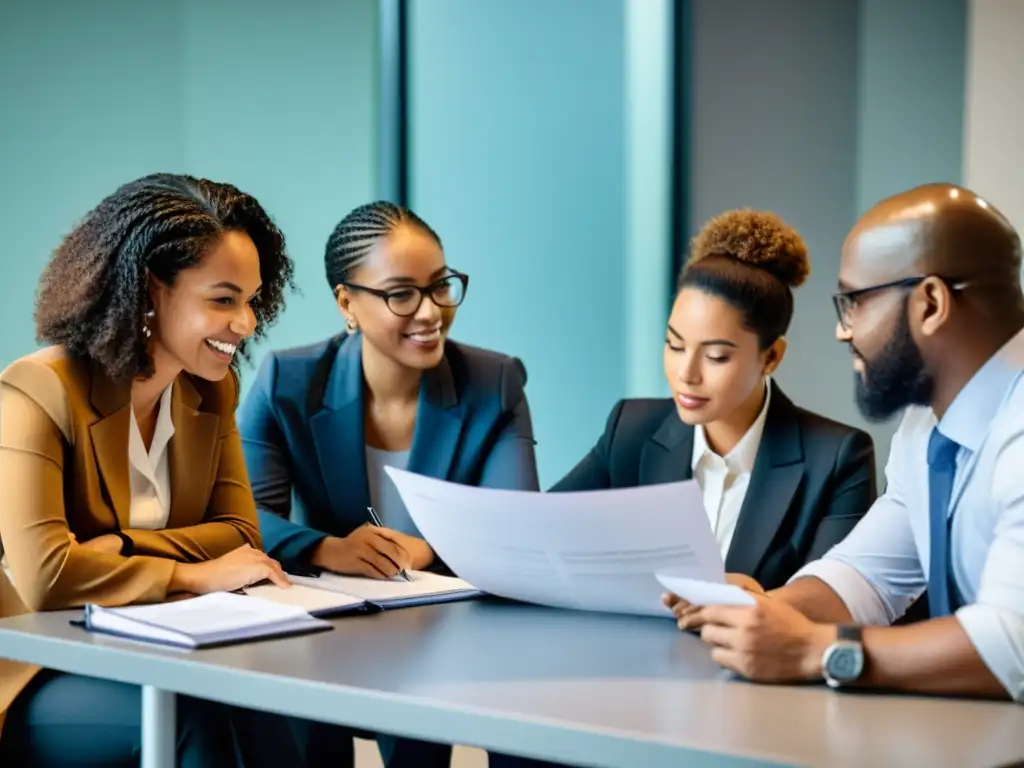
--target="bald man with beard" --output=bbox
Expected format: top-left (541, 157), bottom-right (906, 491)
top-left (668, 183), bottom-right (1024, 700)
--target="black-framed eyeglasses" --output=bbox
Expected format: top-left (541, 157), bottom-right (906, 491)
top-left (832, 275), bottom-right (969, 330)
top-left (340, 271), bottom-right (469, 317)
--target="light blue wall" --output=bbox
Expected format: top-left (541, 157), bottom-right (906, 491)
top-left (0, 1), bottom-right (185, 368)
top-left (0, 0), bottom-right (378, 393)
top-left (179, 0), bottom-right (378, 385)
top-left (624, 0), bottom-right (674, 400)
top-left (407, 0), bottom-right (627, 487)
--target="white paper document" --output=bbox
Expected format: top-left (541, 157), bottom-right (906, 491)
top-left (384, 468), bottom-right (727, 617)
top-left (655, 574), bottom-right (756, 607)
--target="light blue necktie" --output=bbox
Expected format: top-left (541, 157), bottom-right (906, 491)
top-left (927, 427), bottom-right (960, 618)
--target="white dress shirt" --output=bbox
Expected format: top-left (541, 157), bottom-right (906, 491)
top-left (127, 383), bottom-right (175, 530)
top-left (692, 381), bottom-right (772, 559)
top-left (792, 339), bottom-right (1024, 701)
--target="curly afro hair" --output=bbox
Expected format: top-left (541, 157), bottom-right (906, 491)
top-left (687, 209), bottom-right (809, 287)
top-left (678, 209), bottom-right (810, 349)
top-left (34, 173), bottom-right (295, 382)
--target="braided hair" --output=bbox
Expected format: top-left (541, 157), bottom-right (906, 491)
top-left (34, 173), bottom-right (295, 382)
top-left (325, 201), bottom-right (442, 290)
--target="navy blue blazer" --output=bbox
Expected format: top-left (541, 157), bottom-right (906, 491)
top-left (238, 333), bottom-right (540, 567)
top-left (553, 387), bottom-right (877, 590)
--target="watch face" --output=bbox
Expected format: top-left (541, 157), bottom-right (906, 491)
top-left (826, 644), bottom-right (863, 682)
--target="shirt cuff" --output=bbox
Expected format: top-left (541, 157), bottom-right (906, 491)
top-left (955, 603), bottom-right (1024, 702)
top-left (290, 531), bottom-right (330, 568)
top-left (789, 559), bottom-right (892, 625)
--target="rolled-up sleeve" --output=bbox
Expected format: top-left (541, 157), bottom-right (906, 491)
top-left (956, 427), bottom-right (1024, 701)
top-left (790, 413), bottom-right (926, 626)
top-left (794, 558), bottom-right (893, 626)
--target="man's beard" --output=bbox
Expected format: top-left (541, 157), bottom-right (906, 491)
top-left (854, 302), bottom-right (934, 422)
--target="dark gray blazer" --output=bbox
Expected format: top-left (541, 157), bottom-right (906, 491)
top-left (553, 387), bottom-right (876, 590)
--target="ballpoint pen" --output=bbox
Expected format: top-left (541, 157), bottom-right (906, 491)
top-left (367, 506), bottom-right (412, 582)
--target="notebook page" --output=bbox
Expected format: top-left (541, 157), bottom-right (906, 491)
top-left (244, 583), bottom-right (364, 613)
top-left (96, 592), bottom-right (311, 635)
top-left (290, 571), bottom-right (475, 602)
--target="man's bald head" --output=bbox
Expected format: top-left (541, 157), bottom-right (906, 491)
top-left (837, 183), bottom-right (1024, 421)
top-left (843, 183), bottom-right (1021, 290)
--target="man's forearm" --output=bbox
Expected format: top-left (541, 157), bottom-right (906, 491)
top-left (772, 579), bottom-right (1007, 697)
top-left (769, 577), bottom-right (854, 623)
top-left (854, 617), bottom-right (1007, 699)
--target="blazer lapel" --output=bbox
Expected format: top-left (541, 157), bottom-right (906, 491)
top-left (88, 366), bottom-right (132, 529)
top-left (724, 387), bottom-right (805, 576)
top-left (407, 356), bottom-right (462, 481)
top-left (310, 335), bottom-right (371, 522)
top-left (639, 413), bottom-right (695, 486)
top-left (167, 377), bottom-right (219, 528)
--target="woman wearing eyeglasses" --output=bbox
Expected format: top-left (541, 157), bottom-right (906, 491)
top-left (237, 201), bottom-right (539, 768)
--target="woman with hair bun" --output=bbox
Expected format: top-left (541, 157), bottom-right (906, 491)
top-left (491, 211), bottom-right (881, 768)
top-left (553, 209), bottom-right (878, 590)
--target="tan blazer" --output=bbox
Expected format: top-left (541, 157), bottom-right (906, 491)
top-left (0, 346), bottom-right (261, 737)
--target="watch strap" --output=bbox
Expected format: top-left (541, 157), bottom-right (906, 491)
top-left (836, 624), bottom-right (862, 643)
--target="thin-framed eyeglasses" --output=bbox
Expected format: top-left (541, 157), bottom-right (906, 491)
top-left (832, 275), bottom-right (969, 330)
top-left (339, 271), bottom-right (469, 317)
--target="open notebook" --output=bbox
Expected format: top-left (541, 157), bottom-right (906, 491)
top-left (244, 570), bottom-right (483, 616)
top-left (78, 592), bottom-right (333, 649)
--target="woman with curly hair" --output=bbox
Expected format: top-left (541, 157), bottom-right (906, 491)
top-left (0, 173), bottom-right (304, 766)
top-left (555, 209), bottom-right (878, 589)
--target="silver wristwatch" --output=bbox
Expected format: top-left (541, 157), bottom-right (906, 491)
top-left (822, 624), bottom-right (864, 688)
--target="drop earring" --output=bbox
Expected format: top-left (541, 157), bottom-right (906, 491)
top-left (142, 309), bottom-right (155, 339)
top-left (345, 315), bottom-right (358, 334)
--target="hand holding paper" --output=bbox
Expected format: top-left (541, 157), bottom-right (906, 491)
top-left (656, 574), bottom-right (757, 608)
top-left (658, 573), bottom-right (767, 631)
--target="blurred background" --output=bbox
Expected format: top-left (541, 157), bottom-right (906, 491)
top-left (1, 0), bottom-right (1021, 490)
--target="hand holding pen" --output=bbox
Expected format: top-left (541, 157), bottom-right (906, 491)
top-left (367, 507), bottom-right (413, 582)
top-left (309, 517), bottom-right (413, 580)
